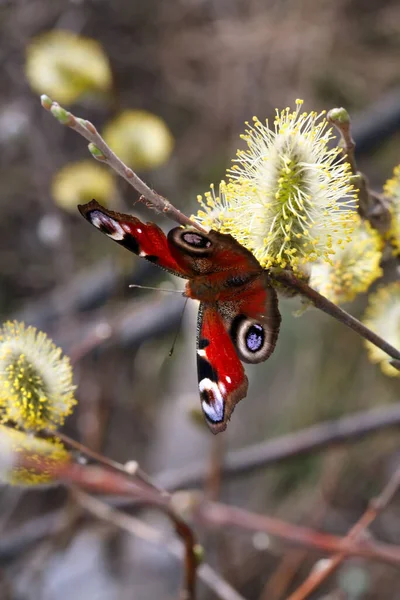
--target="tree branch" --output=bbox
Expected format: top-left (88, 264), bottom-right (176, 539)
top-left (52, 429), bottom-right (167, 496)
top-left (17, 455), bottom-right (198, 600)
top-left (156, 404), bottom-right (400, 490)
top-left (286, 466), bottom-right (400, 600)
top-left (270, 269), bottom-right (400, 363)
top-left (41, 95), bottom-right (206, 232)
top-left (194, 499), bottom-right (400, 567)
top-left (74, 489), bottom-right (246, 600)
top-left (328, 107), bottom-right (392, 234)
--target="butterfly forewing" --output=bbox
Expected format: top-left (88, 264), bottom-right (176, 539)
top-left (78, 200), bottom-right (187, 278)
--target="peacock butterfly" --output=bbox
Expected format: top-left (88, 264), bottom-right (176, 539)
top-left (78, 200), bottom-right (281, 434)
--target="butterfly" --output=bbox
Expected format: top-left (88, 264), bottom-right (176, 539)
top-left (78, 200), bottom-right (281, 434)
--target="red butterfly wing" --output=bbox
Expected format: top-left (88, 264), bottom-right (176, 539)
top-left (78, 200), bottom-right (187, 278)
top-left (197, 276), bottom-right (280, 434)
top-left (223, 274), bottom-right (281, 364)
top-left (197, 303), bottom-right (248, 434)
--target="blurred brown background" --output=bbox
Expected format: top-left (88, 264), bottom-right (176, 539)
top-left (1, 0), bottom-right (400, 598)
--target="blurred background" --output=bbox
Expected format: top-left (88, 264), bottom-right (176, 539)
top-left (1, 0), bottom-right (400, 598)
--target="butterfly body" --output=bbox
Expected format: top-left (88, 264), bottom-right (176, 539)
top-left (79, 200), bottom-right (281, 434)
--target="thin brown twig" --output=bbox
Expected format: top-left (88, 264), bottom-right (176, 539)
top-left (18, 448), bottom-right (400, 568)
top-left (49, 405), bottom-right (400, 500)
top-left (51, 429), bottom-right (167, 496)
top-left (194, 500), bottom-right (400, 566)
top-left (18, 455), bottom-right (198, 600)
top-left (260, 449), bottom-right (347, 600)
top-left (270, 269), bottom-right (400, 362)
top-left (41, 96), bottom-right (206, 232)
top-left (286, 466), bottom-right (400, 600)
top-left (327, 108), bottom-right (358, 176)
top-left (73, 489), bottom-right (246, 600)
top-left (328, 107), bottom-right (392, 234)
top-left (12, 445), bottom-right (400, 595)
top-left (156, 404), bottom-right (400, 490)
top-left (205, 434), bottom-right (224, 501)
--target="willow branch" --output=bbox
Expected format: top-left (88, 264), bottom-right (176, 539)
top-left (328, 108), bottom-right (358, 176)
top-left (73, 490), bottom-right (245, 600)
top-left (270, 269), bottom-right (400, 362)
top-left (18, 455), bottom-right (198, 600)
top-left (40, 95), bottom-right (205, 232)
top-left (287, 466), bottom-right (400, 600)
top-left (194, 500), bottom-right (400, 567)
top-left (54, 405), bottom-right (400, 497)
top-left (51, 429), bottom-right (167, 496)
top-left (156, 404), bottom-right (400, 492)
top-left (328, 107), bottom-right (392, 233)
top-left (260, 450), bottom-right (347, 600)
top-left (12, 444), bottom-right (400, 597)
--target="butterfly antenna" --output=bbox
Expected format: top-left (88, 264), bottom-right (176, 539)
top-left (169, 297), bottom-right (189, 357)
top-left (129, 283), bottom-right (184, 294)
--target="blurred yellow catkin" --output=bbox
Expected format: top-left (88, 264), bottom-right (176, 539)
top-left (384, 164), bottom-right (400, 255)
top-left (103, 110), bottom-right (174, 171)
top-left (25, 30), bottom-right (112, 104)
top-left (52, 160), bottom-right (115, 212)
top-left (0, 426), bottom-right (70, 486)
top-left (363, 282), bottom-right (400, 377)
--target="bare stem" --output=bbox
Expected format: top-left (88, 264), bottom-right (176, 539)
top-left (156, 404), bottom-right (400, 491)
top-left (73, 490), bottom-right (245, 600)
top-left (286, 467), bottom-right (400, 600)
top-left (270, 269), bottom-right (400, 362)
top-left (327, 108), bottom-right (358, 176)
top-left (41, 96), bottom-right (206, 232)
top-left (13, 447), bottom-right (400, 598)
top-left (19, 454), bottom-right (198, 600)
top-left (328, 107), bottom-right (392, 233)
top-left (196, 500), bottom-right (400, 567)
top-left (50, 429), bottom-right (168, 496)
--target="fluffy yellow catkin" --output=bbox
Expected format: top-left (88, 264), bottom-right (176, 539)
top-left (0, 321), bottom-right (76, 431)
top-left (195, 100), bottom-right (357, 272)
top-left (310, 216), bottom-right (383, 304)
top-left (363, 282), bottom-right (400, 377)
top-left (0, 425), bottom-right (70, 486)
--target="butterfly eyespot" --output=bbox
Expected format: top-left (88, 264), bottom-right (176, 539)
top-left (182, 232), bottom-right (211, 248)
top-left (168, 227), bottom-right (213, 256)
top-left (230, 315), bottom-right (272, 364)
top-left (245, 324), bottom-right (264, 352)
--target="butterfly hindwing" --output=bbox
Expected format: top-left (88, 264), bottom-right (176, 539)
top-left (78, 200), bottom-right (187, 278)
top-left (196, 277), bottom-right (280, 434)
top-left (222, 274), bottom-right (281, 364)
top-left (197, 303), bottom-right (248, 434)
